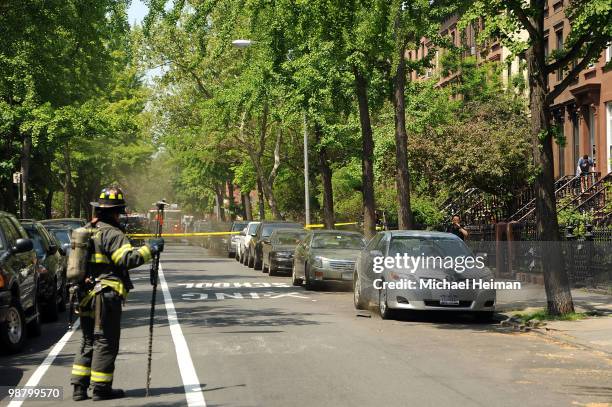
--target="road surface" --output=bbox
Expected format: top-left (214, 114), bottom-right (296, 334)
top-left (1, 243), bottom-right (610, 406)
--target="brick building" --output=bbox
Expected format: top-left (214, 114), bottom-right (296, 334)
top-left (545, 1), bottom-right (612, 177)
top-left (409, 6), bottom-right (612, 178)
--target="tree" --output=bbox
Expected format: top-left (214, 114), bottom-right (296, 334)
top-left (461, 0), bottom-right (612, 314)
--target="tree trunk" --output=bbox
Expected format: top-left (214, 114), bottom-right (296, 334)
top-left (226, 179), bottom-right (235, 220)
top-left (393, 41), bottom-right (414, 230)
top-left (526, 6), bottom-right (574, 315)
top-left (314, 124), bottom-right (335, 229)
top-left (214, 184), bottom-right (225, 221)
top-left (63, 146), bottom-right (72, 217)
top-left (354, 69), bottom-right (377, 239)
top-left (44, 190), bottom-right (53, 219)
top-left (20, 133), bottom-right (31, 218)
top-left (256, 178), bottom-right (265, 220)
top-left (242, 192), bottom-right (253, 220)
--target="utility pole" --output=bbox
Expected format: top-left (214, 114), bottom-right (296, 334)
top-left (303, 111), bottom-right (310, 226)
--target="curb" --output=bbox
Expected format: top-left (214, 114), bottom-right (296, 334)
top-left (528, 326), bottom-right (612, 357)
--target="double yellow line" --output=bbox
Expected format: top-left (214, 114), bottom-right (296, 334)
top-left (127, 221), bottom-right (360, 238)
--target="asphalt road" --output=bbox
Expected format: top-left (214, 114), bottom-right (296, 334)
top-left (1, 243), bottom-right (611, 407)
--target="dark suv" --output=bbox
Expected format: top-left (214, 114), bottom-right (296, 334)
top-left (20, 220), bottom-right (68, 322)
top-left (0, 212), bottom-right (41, 353)
top-left (247, 221), bottom-right (302, 270)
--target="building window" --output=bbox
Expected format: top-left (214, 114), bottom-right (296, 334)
top-left (556, 29), bottom-right (564, 81)
top-left (543, 35), bottom-right (549, 58)
top-left (606, 42), bottom-right (612, 63)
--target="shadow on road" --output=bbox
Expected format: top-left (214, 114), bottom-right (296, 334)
top-left (172, 305), bottom-right (327, 329)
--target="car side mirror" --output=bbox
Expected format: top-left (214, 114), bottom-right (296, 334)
top-left (48, 244), bottom-right (58, 255)
top-left (12, 238), bottom-right (33, 254)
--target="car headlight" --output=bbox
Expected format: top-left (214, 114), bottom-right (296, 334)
top-left (313, 256), bottom-right (323, 268)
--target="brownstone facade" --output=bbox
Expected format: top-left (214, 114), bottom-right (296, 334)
top-left (546, 0), bottom-right (612, 178)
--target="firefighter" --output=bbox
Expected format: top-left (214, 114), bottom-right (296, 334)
top-left (71, 187), bottom-right (164, 401)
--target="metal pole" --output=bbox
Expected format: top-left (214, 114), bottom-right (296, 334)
top-left (146, 200), bottom-right (166, 396)
top-left (303, 110), bottom-right (310, 226)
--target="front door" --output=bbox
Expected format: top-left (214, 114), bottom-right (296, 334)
top-left (607, 102), bottom-right (612, 174)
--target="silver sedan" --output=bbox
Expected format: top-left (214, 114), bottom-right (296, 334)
top-left (353, 231), bottom-right (496, 320)
top-left (292, 230), bottom-right (365, 290)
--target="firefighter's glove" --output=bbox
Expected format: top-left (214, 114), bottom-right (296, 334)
top-left (148, 238), bottom-right (165, 254)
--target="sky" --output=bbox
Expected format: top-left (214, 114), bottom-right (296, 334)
top-left (127, 0), bottom-right (148, 26)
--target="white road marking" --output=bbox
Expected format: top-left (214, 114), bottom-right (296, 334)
top-left (7, 320), bottom-right (80, 407)
top-left (158, 263), bottom-right (207, 407)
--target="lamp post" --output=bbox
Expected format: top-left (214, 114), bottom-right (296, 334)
top-left (231, 38), bottom-right (310, 225)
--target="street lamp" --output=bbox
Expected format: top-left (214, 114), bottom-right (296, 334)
top-left (231, 39), bottom-right (254, 48)
top-left (231, 39), bottom-right (311, 225)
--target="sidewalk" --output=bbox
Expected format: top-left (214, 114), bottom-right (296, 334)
top-left (498, 283), bottom-right (612, 355)
top-left (534, 316), bottom-right (612, 355)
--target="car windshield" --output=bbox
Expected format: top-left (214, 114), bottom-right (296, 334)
top-left (262, 224), bottom-right (301, 238)
top-left (272, 231), bottom-right (306, 245)
top-left (52, 230), bottom-right (71, 245)
top-left (24, 227), bottom-right (46, 257)
top-left (42, 220), bottom-right (83, 230)
top-left (231, 222), bottom-right (248, 231)
top-left (387, 236), bottom-right (472, 258)
top-left (247, 224), bottom-right (259, 234)
top-left (311, 234), bottom-right (364, 249)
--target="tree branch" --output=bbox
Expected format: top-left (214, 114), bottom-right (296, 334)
top-left (268, 126), bottom-right (282, 184)
top-left (507, 0), bottom-right (539, 40)
top-left (546, 33), bottom-right (590, 74)
top-left (545, 39), bottom-right (605, 105)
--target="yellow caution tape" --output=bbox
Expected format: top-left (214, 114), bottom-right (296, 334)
top-left (128, 222), bottom-right (360, 238)
top-left (305, 222), bottom-right (358, 229)
top-left (127, 231), bottom-right (241, 238)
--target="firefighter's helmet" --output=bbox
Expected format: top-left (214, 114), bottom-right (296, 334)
top-left (90, 187), bottom-right (127, 210)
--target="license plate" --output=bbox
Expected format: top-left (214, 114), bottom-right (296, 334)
top-left (440, 295), bottom-right (459, 305)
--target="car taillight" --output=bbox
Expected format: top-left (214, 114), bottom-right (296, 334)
top-left (0, 274), bottom-right (4, 288)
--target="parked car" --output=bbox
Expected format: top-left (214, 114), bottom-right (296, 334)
top-left (40, 217), bottom-right (87, 231)
top-left (20, 220), bottom-right (68, 322)
top-left (240, 221), bottom-right (260, 265)
top-left (353, 230), bottom-right (496, 320)
top-left (48, 228), bottom-right (72, 256)
top-left (292, 230), bottom-right (365, 289)
top-left (228, 221), bottom-right (249, 258)
top-left (234, 227), bottom-right (247, 261)
top-left (247, 221), bottom-right (303, 270)
top-left (262, 229), bottom-right (308, 276)
top-left (120, 214), bottom-right (148, 246)
top-left (0, 212), bottom-right (41, 353)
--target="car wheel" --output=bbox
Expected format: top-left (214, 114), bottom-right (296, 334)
top-left (27, 299), bottom-right (42, 337)
top-left (0, 299), bottom-right (26, 354)
top-left (304, 263), bottom-right (315, 291)
top-left (474, 311), bottom-right (494, 323)
top-left (353, 273), bottom-right (367, 310)
top-left (57, 277), bottom-right (67, 313)
top-left (268, 262), bottom-right (276, 277)
top-left (43, 280), bottom-right (59, 322)
top-left (378, 286), bottom-right (394, 320)
top-left (292, 266), bottom-right (302, 286)
top-left (248, 252), bottom-right (254, 268)
top-left (254, 253), bottom-right (262, 271)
